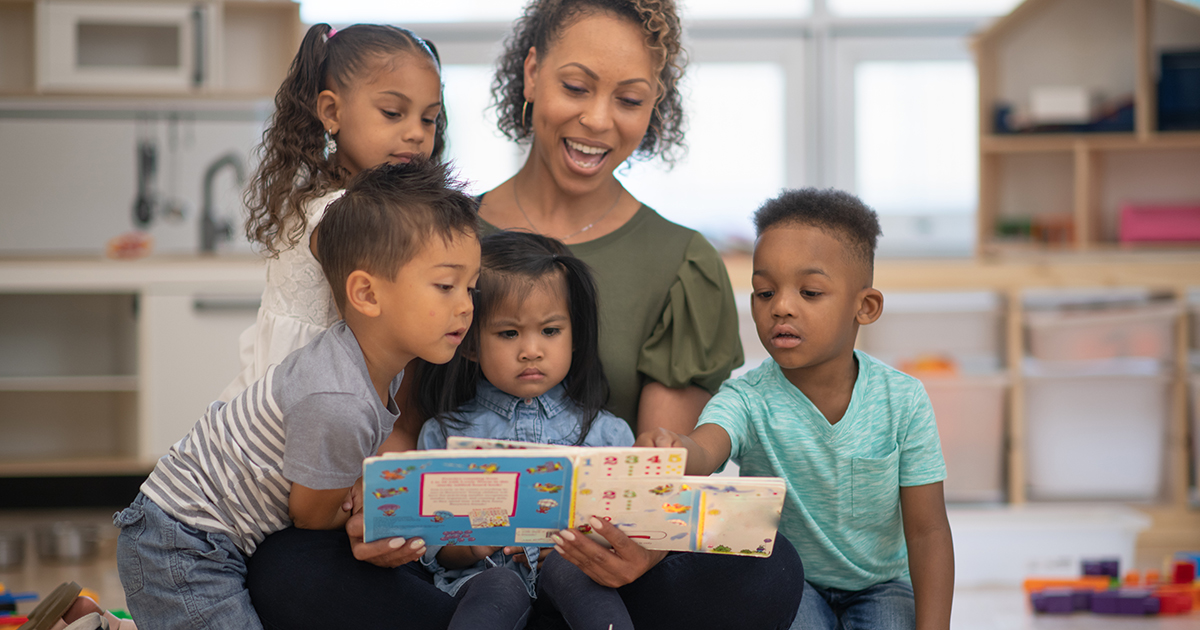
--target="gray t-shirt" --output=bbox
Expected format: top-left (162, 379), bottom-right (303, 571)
top-left (141, 320), bottom-right (400, 555)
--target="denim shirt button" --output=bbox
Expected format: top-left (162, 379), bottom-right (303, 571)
top-left (523, 398), bottom-right (533, 405)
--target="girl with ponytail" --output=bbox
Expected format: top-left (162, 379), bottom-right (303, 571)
top-left (219, 22), bottom-right (448, 401)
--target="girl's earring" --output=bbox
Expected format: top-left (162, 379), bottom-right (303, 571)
top-left (521, 100), bottom-right (531, 131)
top-left (323, 129), bottom-right (338, 160)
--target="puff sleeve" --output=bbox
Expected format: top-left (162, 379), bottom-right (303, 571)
top-left (636, 232), bottom-right (744, 394)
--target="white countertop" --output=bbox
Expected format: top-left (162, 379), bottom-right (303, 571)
top-left (0, 255), bottom-right (266, 291)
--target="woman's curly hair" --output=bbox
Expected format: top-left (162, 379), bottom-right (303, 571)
top-left (244, 23), bottom-right (447, 255)
top-left (491, 0), bottom-right (687, 165)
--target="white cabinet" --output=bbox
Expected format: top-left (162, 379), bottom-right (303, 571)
top-left (1, 0), bottom-right (300, 96)
top-left (140, 284), bottom-right (259, 459)
top-left (36, 1), bottom-right (206, 93)
top-left (0, 258), bottom-right (263, 475)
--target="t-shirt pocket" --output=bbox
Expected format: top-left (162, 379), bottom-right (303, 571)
top-left (851, 445), bottom-right (900, 519)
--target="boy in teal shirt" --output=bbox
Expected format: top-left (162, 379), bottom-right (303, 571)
top-left (639, 189), bottom-right (954, 630)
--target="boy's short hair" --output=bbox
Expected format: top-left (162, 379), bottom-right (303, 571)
top-left (753, 188), bottom-right (882, 274)
top-left (317, 160), bottom-right (479, 312)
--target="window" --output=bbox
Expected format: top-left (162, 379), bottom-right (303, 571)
top-left (618, 62), bottom-right (787, 247)
top-left (296, 0), bottom-right (1008, 257)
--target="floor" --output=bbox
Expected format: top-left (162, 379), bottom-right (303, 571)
top-left (1, 509), bottom-right (1198, 629)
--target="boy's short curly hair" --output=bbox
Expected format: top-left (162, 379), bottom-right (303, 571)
top-left (317, 160), bottom-right (479, 312)
top-left (491, 0), bottom-right (687, 164)
top-left (753, 188), bottom-right (882, 273)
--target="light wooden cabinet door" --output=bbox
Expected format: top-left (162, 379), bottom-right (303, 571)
top-left (138, 283), bottom-right (260, 460)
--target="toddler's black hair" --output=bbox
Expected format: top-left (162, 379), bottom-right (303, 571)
top-left (753, 188), bottom-right (882, 272)
top-left (417, 231), bottom-right (610, 445)
top-left (316, 160), bottom-right (479, 313)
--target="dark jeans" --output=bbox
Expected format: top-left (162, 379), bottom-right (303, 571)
top-left (247, 527), bottom-right (804, 630)
top-left (450, 567), bottom-right (531, 630)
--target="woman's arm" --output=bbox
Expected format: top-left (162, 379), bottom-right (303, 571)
top-left (637, 381), bottom-right (712, 436)
top-left (290, 483), bottom-right (354, 530)
top-left (552, 516), bottom-right (669, 588)
top-left (900, 482), bottom-right (954, 630)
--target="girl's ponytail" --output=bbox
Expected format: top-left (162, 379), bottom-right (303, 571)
top-left (245, 23), bottom-right (341, 255)
top-left (245, 23), bottom-right (445, 255)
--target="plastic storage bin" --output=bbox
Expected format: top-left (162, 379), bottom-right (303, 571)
top-left (921, 374), bottom-right (1008, 502)
top-left (1025, 365), bottom-right (1171, 500)
top-left (1025, 302), bottom-right (1178, 362)
top-left (858, 292), bottom-right (1003, 372)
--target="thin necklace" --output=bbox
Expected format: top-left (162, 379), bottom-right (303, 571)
top-left (512, 178), bottom-right (622, 242)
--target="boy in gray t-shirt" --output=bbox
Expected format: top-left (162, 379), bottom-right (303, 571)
top-left (640, 189), bottom-right (954, 630)
top-left (113, 161), bottom-right (481, 630)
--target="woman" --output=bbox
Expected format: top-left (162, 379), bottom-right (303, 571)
top-left (480, 0), bottom-right (740, 437)
top-left (248, 2), bottom-right (803, 628)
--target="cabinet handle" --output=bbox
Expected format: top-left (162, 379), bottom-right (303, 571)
top-left (192, 296), bottom-right (260, 312)
top-left (192, 4), bottom-right (205, 87)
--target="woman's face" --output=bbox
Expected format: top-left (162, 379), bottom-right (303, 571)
top-left (523, 12), bottom-right (658, 195)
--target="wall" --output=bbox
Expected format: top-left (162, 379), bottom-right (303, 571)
top-left (0, 105), bottom-right (267, 256)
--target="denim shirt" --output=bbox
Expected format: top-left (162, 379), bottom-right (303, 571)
top-left (417, 380), bottom-right (635, 597)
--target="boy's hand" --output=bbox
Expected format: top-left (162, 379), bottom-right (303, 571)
top-left (635, 427), bottom-right (683, 449)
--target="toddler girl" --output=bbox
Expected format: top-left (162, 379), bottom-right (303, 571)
top-left (417, 231), bottom-right (636, 630)
top-left (220, 22), bottom-right (447, 402)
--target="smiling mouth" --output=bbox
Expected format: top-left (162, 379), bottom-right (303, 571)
top-left (564, 139), bottom-right (608, 169)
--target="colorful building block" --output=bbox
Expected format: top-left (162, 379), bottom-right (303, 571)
top-left (1171, 560), bottom-right (1196, 584)
top-left (1153, 590), bottom-right (1193, 614)
top-left (1092, 589), bottom-right (1160, 615)
top-left (1082, 558), bottom-right (1121, 578)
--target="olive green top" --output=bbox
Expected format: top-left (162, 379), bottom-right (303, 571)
top-left (481, 205), bottom-right (744, 430)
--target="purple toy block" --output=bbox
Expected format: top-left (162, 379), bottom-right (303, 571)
top-left (1082, 558), bottom-right (1120, 578)
top-left (1092, 590), bottom-right (1160, 615)
top-left (1031, 589), bottom-right (1076, 614)
top-left (1070, 590), bottom-right (1092, 611)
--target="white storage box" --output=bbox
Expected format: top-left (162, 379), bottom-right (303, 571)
top-left (948, 505), bottom-right (1150, 587)
top-left (1025, 365), bottom-right (1171, 500)
top-left (921, 374), bottom-right (1008, 503)
top-left (858, 292), bottom-right (1003, 372)
top-left (1025, 302), bottom-right (1178, 362)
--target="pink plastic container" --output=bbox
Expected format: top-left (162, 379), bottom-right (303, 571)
top-left (1119, 204), bottom-right (1200, 242)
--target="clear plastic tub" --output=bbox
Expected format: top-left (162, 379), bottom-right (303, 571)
top-left (1025, 365), bottom-right (1171, 500)
top-left (1024, 302), bottom-right (1178, 362)
top-left (858, 291), bottom-right (1003, 372)
top-left (920, 374), bottom-right (1008, 502)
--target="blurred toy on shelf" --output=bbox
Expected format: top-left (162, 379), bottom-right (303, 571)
top-left (1028, 555), bottom-right (1199, 616)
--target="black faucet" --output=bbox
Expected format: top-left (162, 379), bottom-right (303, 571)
top-left (201, 152), bottom-right (246, 253)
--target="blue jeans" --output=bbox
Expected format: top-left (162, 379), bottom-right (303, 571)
top-left (792, 579), bottom-right (915, 630)
top-left (114, 493), bottom-right (262, 630)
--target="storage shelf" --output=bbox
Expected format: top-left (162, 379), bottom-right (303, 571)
top-left (982, 132), bottom-right (1200, 153)
top-left (0, 375), bottom-right (137, 392)
top-left (0, 457), bottom-right (153, 477)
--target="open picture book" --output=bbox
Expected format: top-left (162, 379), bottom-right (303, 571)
top-left (362, 437), bottom-right (786, 557)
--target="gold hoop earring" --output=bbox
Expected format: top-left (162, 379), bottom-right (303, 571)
top-left (522, 100), bottom-right (531, 131)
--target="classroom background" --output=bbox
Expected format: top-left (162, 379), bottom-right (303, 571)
top-left (1, 0), bottom-right (1199, 627)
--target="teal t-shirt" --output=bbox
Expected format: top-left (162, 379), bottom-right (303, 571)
top-left (697, 350), bottom-right (946, 591)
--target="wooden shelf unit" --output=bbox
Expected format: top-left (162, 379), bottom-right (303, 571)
top-left (973, 0), bottom-right (1200, 253)
top-left (725, 253), bottom-right (1200, 508)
